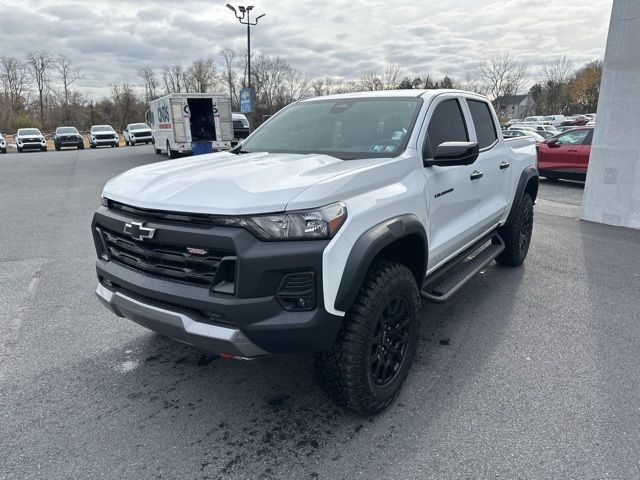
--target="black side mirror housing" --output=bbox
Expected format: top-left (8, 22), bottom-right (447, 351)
top-left (425, 142), bottom-right (479, 167)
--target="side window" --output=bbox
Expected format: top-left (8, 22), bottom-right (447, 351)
top-left (583, 130), bottom-right (594, 145)
top-left (424, 99), bottom-right (468, 158)
top-left (467, 100), bottom-right (498, 149)
top-left (556, 130), bottom-right (589, 145)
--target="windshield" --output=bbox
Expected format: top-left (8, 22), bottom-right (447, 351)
top-left (240, 97), bottom-right (423, 159)
top-left (19, 129), bottom-right (41, 136)
top-left (130, 123), bottom-right (149, 130)
top-left (57, 127), bottom-right (78, 134)
top-left (92, 126), bottom-right (114, 132)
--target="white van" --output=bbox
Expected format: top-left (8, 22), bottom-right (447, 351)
top-left (541, 115), bottom-right (567, 127)
top-left (522, 116), bottom-right (545, 125)
top-left (146, 93), bottom-right (234, 158)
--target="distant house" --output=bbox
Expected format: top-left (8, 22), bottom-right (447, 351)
top-left (495, 94), bottom-right (535, 120)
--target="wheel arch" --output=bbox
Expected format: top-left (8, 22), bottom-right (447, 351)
top-left (505, 166), bottom-right (539, 226)
top-left (334, 214), bottom-right (428, 312)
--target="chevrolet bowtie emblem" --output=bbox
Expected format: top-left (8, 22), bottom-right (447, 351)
top-left (124, 222), bottom-right (156, 241)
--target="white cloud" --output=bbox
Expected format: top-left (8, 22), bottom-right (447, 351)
top-left (0, 0), bottom-right (613, 98)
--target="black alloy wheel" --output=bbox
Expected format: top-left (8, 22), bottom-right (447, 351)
top-left (370, 296), bottom-right (411, 387)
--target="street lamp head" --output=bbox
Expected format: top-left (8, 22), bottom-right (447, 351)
top-left (255, 13), bottom-right (266, 21)
top-left (246, 5), bottom-right (254, 10)
top-left (238, 5), bottom-right (246, 12)
top-left (225, 3), bottom-right (236, 12)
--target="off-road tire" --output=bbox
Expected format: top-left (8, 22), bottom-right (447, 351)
top-left (42, 146), bottom-right (47, 152)
top-left (55, 144), bottom-right (61, 151)
top-left (496, 193), bottom-right (534, 267)
top-left (17, 147), bottom-right (23, 153)
top-left (1, 148), bottom-right (6, 154)
top-left (78, 143), bottom-right (84, 150)
top-left (315, 260), bottom-right (421, 415)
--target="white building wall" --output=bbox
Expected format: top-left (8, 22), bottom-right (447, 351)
top-left (581, 0), bottom-right (640, 229)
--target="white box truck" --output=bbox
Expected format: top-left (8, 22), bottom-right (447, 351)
top-left (146, 93), bottom-right (234, 158)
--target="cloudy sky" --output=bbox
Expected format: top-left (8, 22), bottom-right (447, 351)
top-left (0, 0), bottom-right (613, 98)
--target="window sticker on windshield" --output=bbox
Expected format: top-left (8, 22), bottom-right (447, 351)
top-left (370, 145), bottom-right (396, 153)
top-left (391, 131), bottom-right (404, 141)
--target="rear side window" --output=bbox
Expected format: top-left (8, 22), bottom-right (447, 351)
top-left (467, 100), bottom-right (498, 149)
top-left (425, 99), bottom-right (468, 158)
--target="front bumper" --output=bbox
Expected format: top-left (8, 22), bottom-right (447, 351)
top-left (130, 134), bottom-right (152, 142)
top-left (93, 138), bottom-right (118, 145)
top-left (18, 141), bottom-right (45, 149)
top-left (96, 282), bottom-right (267, 358)
top-left (92, 206), bottom-right (343, 355)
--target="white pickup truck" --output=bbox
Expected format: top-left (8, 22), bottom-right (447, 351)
top-left (92, 89), bottom-right (538, 414)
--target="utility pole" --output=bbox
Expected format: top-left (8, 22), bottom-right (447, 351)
top-left (226, 4), bottom-right (266, 130)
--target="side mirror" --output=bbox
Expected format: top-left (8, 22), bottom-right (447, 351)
top-left (547, 138), bottom-right (559, 147)
top-left (425, 142), bottom-right (479, 167)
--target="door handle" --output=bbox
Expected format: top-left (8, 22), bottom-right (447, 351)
top-left (470, 170), bottom-right (483, 180)
top-left (499, 162), bottom-right (510, 170)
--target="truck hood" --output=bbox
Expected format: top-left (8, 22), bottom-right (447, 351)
top-left (103, 151), bottom-right (376, 215)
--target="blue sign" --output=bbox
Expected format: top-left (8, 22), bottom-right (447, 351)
top-left (240, 87), bottom-right (254, 114)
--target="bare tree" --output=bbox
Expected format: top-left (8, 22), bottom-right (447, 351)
top-left (359, 71), bottom-right (383, 91)
top-left (541, 55), bottom-right (574, 84)
top-left (26, 50), bottom-right (54, 128)
top-left (137, 66), bottom-right (159, 103)
top-left (381, 64), bottom-right (403, 90)
top-left (476, 52), bottom-right (528, 106)
top-left (0, 56), bottom-right (30, 113)
top-left (55, 54), bottom-right (81, 123)
top-left (184, 58), bottom-right (218, 93)
top-left (539, 55), bottom-right (574, 114)
top-left (219, 48), bottom-right (238, 108)
top-left (111, 83), bottom-right (139, 129)
top-left (161, 64), bottom-right (184, 94)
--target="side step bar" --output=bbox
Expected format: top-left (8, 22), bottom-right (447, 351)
top-left (421, 232), bottom-right (505, 303)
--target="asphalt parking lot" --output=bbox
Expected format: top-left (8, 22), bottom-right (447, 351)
top-left (1, 147), bottom-right (639, 480)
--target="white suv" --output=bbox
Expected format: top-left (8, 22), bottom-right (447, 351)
top-left (93, 90), bottom-right (538, 414)
top-left (0, 133), bottom-right (6, 154)
top-left (15, 128), bottom-right (47, 152)
top-left (90, 125), bottom-right (119, 148)
top-left (123, 123), bottom-right (153, 146)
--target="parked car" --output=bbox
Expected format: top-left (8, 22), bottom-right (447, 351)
top-left (15, 128), bottom-right (47, 152)
top-left (536, 127), bottom-right (594, 181)
top-left (53, 126), bottom-right (84, 150)
top-left (231, 113), bottom-right (250, 146)
top-left (0, 133), bottom-right (6, 153)
top-left (123, 123), bottom-right (153, 146)
top-left (535, 130), bottom-right (555, 140)
top-left (90, 125), bottom-right (120, 148)
top-left (503, 129), bottom-right (545, 142)
top-left (556, 126), bottom-right (577, 133)
top-left (541, 115), bottom-right (567, 127)
top-left (93, 89), bottom-right (538, 414)
top-left (522, 116), bottom-right (545, 124)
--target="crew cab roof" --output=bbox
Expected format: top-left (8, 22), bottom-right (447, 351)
top-left (300, 89), bottom-right (487, 103)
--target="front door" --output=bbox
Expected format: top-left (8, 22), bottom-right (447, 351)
top-left (421, 96), bottom-right (483, 270)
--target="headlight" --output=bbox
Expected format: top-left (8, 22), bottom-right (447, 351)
top-left (211, 202), bottom-right (347, 241)
top-left (100, 197), bottom-right (109, 207)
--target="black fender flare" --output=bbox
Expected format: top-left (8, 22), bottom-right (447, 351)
top-left (505, 166), bottom-right (539, 226)
top-left (334, 214), bottom-right (428, 312)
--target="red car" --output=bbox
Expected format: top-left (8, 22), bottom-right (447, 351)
top-left (536, 127), bottom-right (593, 181)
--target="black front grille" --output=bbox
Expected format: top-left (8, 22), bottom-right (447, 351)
top-left (101, 227), bottom-right (234, 288)
top-left (96, 134), bottom-right (115, 140)
top-left (108, 201), bottom-right (215, 227)
top-left (133, 131), bottom-right (151, 138)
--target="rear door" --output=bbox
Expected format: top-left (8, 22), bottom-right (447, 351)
top-left (464, 98), bottom-right (511, 229)
top-left (216, 97), bottom-right (234, 142)
top-left (420, 96), bottom-right (484, 269)
top-left (170, 96), bottom-right (189, 144)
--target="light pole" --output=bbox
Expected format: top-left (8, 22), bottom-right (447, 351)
top-left (226, 4), bottom-right (265, 128)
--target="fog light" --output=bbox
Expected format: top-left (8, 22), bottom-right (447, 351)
top-left (276, 272), bottom-right (316, 311)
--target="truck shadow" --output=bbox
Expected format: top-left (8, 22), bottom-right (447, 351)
top-left (6, 263), bottom-right (528, 480)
